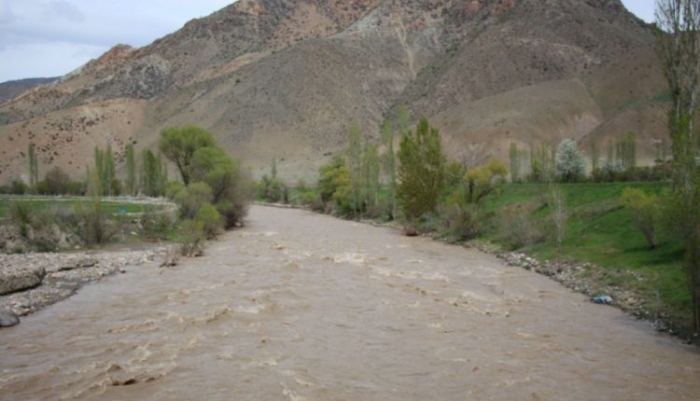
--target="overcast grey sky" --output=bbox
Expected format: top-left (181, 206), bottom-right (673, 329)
top-left (0, 0), bottom-right (657, 84)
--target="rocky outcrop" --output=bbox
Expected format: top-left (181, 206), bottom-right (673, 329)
top-left (0, 264), bottom-right (46, 296)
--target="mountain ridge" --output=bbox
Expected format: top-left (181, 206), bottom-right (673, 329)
top-left (0, 0), bottom-right (666, 182)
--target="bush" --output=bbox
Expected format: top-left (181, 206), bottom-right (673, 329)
top-left (37, 166), bottom-right (72, 195)
top-left (9, 202), bottom-right (32, 238)
top-left (174, 182), bottom-right (213, 219)
top-left (140, 208), bottom-right (177, 241)
top-left (621, 187), bottom-right (660, 249)
top-left (497, 205), bottom-right (544, 250)
top-left (10, 180), bottom-right (27, 195)
top-left (63, 199), bottom-right (119, 247)
top-left (196, 203), bottom-right (223, 239)
top-left (178, 219), bottom-right (206, 257)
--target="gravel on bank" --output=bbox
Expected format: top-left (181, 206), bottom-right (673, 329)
top-left (0, 246), bottom-right (177, 320)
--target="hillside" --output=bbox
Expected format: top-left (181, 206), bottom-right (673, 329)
top-left (0, 78), bottom-right (57, 106)
top-left (0, 0), bottom-right (665, 182)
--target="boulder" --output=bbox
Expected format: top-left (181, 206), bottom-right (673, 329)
top-left (0, 309), bottom-right (19, 327)
top-left (0, 265), bottom-right (46, 295)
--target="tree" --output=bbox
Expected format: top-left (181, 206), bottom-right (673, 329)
top-left (140, 149), bottom-right (162, 197)
top-left (160, 126), bottom-right (249, 228)
top-left (104, 143), bottom-right (115, 196)
top-left (159, 125), bottom-right (216, 184)
top-left (591, 140), bottom-right (600, 171)
top-left (656, 0), bottom-right (700, 330)
top-left (397, 118), bottom-right (446, 221)
top-left (362, 140), bottom-right (380, 210)
top-left (174, 182), bottom-right (214, 220)
top-left (554, 139), bottom-right (586, 182)
top-left (28, 142), bottom-right (38, 190)
top-left (318, 155), bottom-right (353, 214)
top-left (381, 119), bottom-right (397, 219)
top-left (621, 188), bottom-right (660, 250)
top-left (466, 159), bottom-right (508, 204)
top-left (125, 144), bottom-right (137, 196)
top-left (346, 122), bottom-right (363, 216)
top-left (38, 166), bottom-right (71, 195)
top-left (509, 142), bottom-right (521, 183)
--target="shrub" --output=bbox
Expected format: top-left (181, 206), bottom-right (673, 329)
top-left (140, 208), bottom-right (177, 241)
top-left (37, 166), bottom-right (72, 195)
top-left (174, 182), bottom-right (213, 219)
top-left (10, 180), bottom-right (27, 195)
top-left (196, 203), bottom-right (223, 239)
top-left (621, 187), bottom-right (659, 249)
top-left (441, 204), bottom-right (482, 241)
top-left (497, 206), bottom-right (543, 250)
top-left (9, 202), bottom-right (32, 238)
top-left (178, 219), bottom-right (206, 257)
top-left (63, 199), bottom-right (119, 247)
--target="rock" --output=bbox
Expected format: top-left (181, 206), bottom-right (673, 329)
top-left (0, 265), bottom-right (46, 295)
top-left (0, 309), bottom-right (19, 327)
top-left (58, 257), bottom-right (98, 271)
top-left (403, 225), bottom-right (418, 237)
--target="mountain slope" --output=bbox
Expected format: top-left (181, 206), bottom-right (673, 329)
top-left (0, 0), bottom-right (665, 182)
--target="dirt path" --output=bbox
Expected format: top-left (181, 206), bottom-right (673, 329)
top-left (1, 205), bottom-right (699, 400)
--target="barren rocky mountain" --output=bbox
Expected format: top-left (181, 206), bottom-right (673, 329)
top-left (0, 0), bottom-right (664, 182)
top-left (0, 78), bottom-right (57, 106)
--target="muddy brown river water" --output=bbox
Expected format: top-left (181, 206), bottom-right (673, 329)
top-left (2, 205), bottom-right (700, 400)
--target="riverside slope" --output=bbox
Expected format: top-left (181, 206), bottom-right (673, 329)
top-left (1, 205), bottom-right (699, 400)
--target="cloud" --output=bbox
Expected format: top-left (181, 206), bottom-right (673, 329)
top-left (45, 0), bottom-right (84, 23)
top-left (0, 0), bottom-right (16, 24)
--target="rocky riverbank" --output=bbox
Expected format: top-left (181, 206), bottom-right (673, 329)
top-left (467, 242), bottom-right (691, 340)
top-left (0, 246), bottom-right (177, 327)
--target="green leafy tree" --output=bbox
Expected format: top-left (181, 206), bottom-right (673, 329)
top-left (555, 139), bottom-right (586, 183)
top-left (346, 122), bottom-right (363, 216)
top-left (140, 149), bottom-right (162, 197)
top-left (174, 182), bottom-right (214, 220)
top-left (196, 202), bottom-right (224, 239)
top-left (621, 188), bottom-right (660, 250)
top-left (381, 119), bottom-right (397, 219)
top-left (362, 140), bottom-right (380, 209)
top-left (125, 144), bottom-right (137, 196)
top-left (397, 118), bottom-right (446, 221)
top-left (466, 159), bottom-right (508, 204)
top-left (656, 0), bottom-right (700, 329)
top-left (318, 155), bottom-right (353, 214)
top-left (38, 166), bottom-right (72, 195)
top-left (159, 125), bottom-right (216, 185)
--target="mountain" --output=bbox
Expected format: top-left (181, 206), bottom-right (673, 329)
top-left (0, 78), bottom-right (57, 105)
top-left (0, 0), bottom-right (665, 183)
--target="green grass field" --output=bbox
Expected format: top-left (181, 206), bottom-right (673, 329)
top-left (481, 182), bottom-right (689, 327)
top-left (0, 197), bottom-right (152, 219)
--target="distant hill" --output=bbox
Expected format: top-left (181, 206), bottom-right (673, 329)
top-left (0, 0), bottom-right (666, 182)
top-left (0, 78), bottom-right (57, 105)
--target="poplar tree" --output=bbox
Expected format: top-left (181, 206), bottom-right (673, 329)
top-left (656, 0), bottom-right (700, 330)
top-left (125, 144), bottom-right (136, 196)
top-left (397, 118), bottom-right (446, 221)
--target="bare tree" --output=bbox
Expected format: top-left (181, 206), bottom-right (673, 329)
top-left (656, 0), bottom-right (700, 330)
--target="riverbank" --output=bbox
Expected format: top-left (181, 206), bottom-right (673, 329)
top-left (0, 245), bottom-right (177, 326)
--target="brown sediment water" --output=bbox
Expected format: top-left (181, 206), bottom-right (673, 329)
top-left (1, 205), bottom-right (699, 400)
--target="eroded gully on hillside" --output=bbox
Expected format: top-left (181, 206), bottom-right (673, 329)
top-left (1, 205), bottom-right (699, 400)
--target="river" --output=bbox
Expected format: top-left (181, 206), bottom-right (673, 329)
top-left (1, 205), bottom-right (699, 400)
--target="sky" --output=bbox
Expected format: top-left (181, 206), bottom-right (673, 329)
top-left (0, 0), bottom-right (657, 84)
